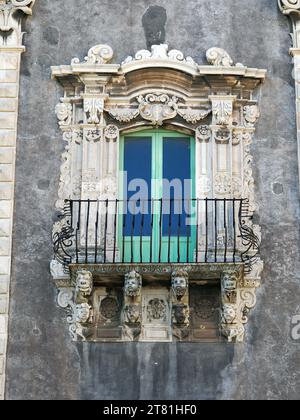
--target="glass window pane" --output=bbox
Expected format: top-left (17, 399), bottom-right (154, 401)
top-left (163, 137), bottom-right (191, 236)
top-left (123, 137), bottom-right (152, 236)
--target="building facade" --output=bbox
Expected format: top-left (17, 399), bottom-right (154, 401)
top-left (0, 0), bottom-right (300, 400)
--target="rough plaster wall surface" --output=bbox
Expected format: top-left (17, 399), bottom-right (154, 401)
top-left (4, 0), bottom-right (300, 400)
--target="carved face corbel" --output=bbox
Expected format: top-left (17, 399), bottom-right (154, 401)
top-left (75, 270), bottom-right (93, 299)
top-left (124, 270), bottom-right (142, 297)
top-left (171, 270), bottom-right (189, 300)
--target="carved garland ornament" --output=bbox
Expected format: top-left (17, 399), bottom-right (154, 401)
top-left (51, 43), bottom-right (265, 343)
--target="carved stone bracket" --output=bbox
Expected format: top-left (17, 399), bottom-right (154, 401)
top-left (209, 95), bottom-right (236, 126)
top-left (57, 270), bottom-right (94, 342)
top-left (220, 265), bottom-right (262, 343)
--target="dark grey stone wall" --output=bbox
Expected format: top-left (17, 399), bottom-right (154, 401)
top-left (5, 0), bottom-right (300, 400)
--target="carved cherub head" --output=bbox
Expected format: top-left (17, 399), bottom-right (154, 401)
top-left (222, 304), bottom-right (236, 324)
top-left (124, 270), bottom-right (142, 297)
top-left (75, 303), bottom-right (91, 324)
top-left (171, 270), bottom-right (189, 300)
top-left (76, 270), bottom-right (93, 297)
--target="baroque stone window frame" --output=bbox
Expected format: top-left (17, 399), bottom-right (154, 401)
top-left (51, 43), bottom-right (266, 344)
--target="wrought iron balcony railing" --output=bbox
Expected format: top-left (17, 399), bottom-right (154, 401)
top-left (53, 198), bottom-right (260, 273)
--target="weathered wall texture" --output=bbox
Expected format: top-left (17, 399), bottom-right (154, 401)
top-left (4, 0), bottom-right (300, 400)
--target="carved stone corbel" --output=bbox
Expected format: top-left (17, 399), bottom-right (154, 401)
top-left (84, 97), bottom-right (104, 125)
top-left (220, 269), bottom-right (260, 343)
top-left (209, 95), bottom-right (236, 127)
top-left (57, 270), bottom-right (94, 342)
top-left (122, 271), bottom-right (142, 341)
top-left (171, 269), bottom-right (190, 341)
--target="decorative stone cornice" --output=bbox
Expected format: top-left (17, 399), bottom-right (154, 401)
top-left (0, 0), bottom-right (35, 46)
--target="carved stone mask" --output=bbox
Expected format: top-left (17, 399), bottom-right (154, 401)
top-left (222, 273), bottom-right (237, 291)
top-left (124, 270), bottom-right (142, 297)
top-left (222, 304), bottom-right (236, 324)
top-left (76, 270), bottom-right (93, 296)
top-left (173, 304), bottom-right (189, 325)
top-left (125, 305), bottom-right (141, 324)
top-left (75, 303), bottom-right (90, 323)
top-left (172, 270), bottom-right (188, 299)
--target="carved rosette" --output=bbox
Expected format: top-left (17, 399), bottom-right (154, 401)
top-left (196, 125), bottom-right (211, 142)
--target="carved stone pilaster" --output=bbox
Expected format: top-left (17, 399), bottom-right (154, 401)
top-left (0, 0), bottom-right (36, 399)
top-left (279, 1), bottom-right (300, 193)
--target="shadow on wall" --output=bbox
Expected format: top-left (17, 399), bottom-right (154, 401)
top-left (142, 5), bottom-right (167, 50)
